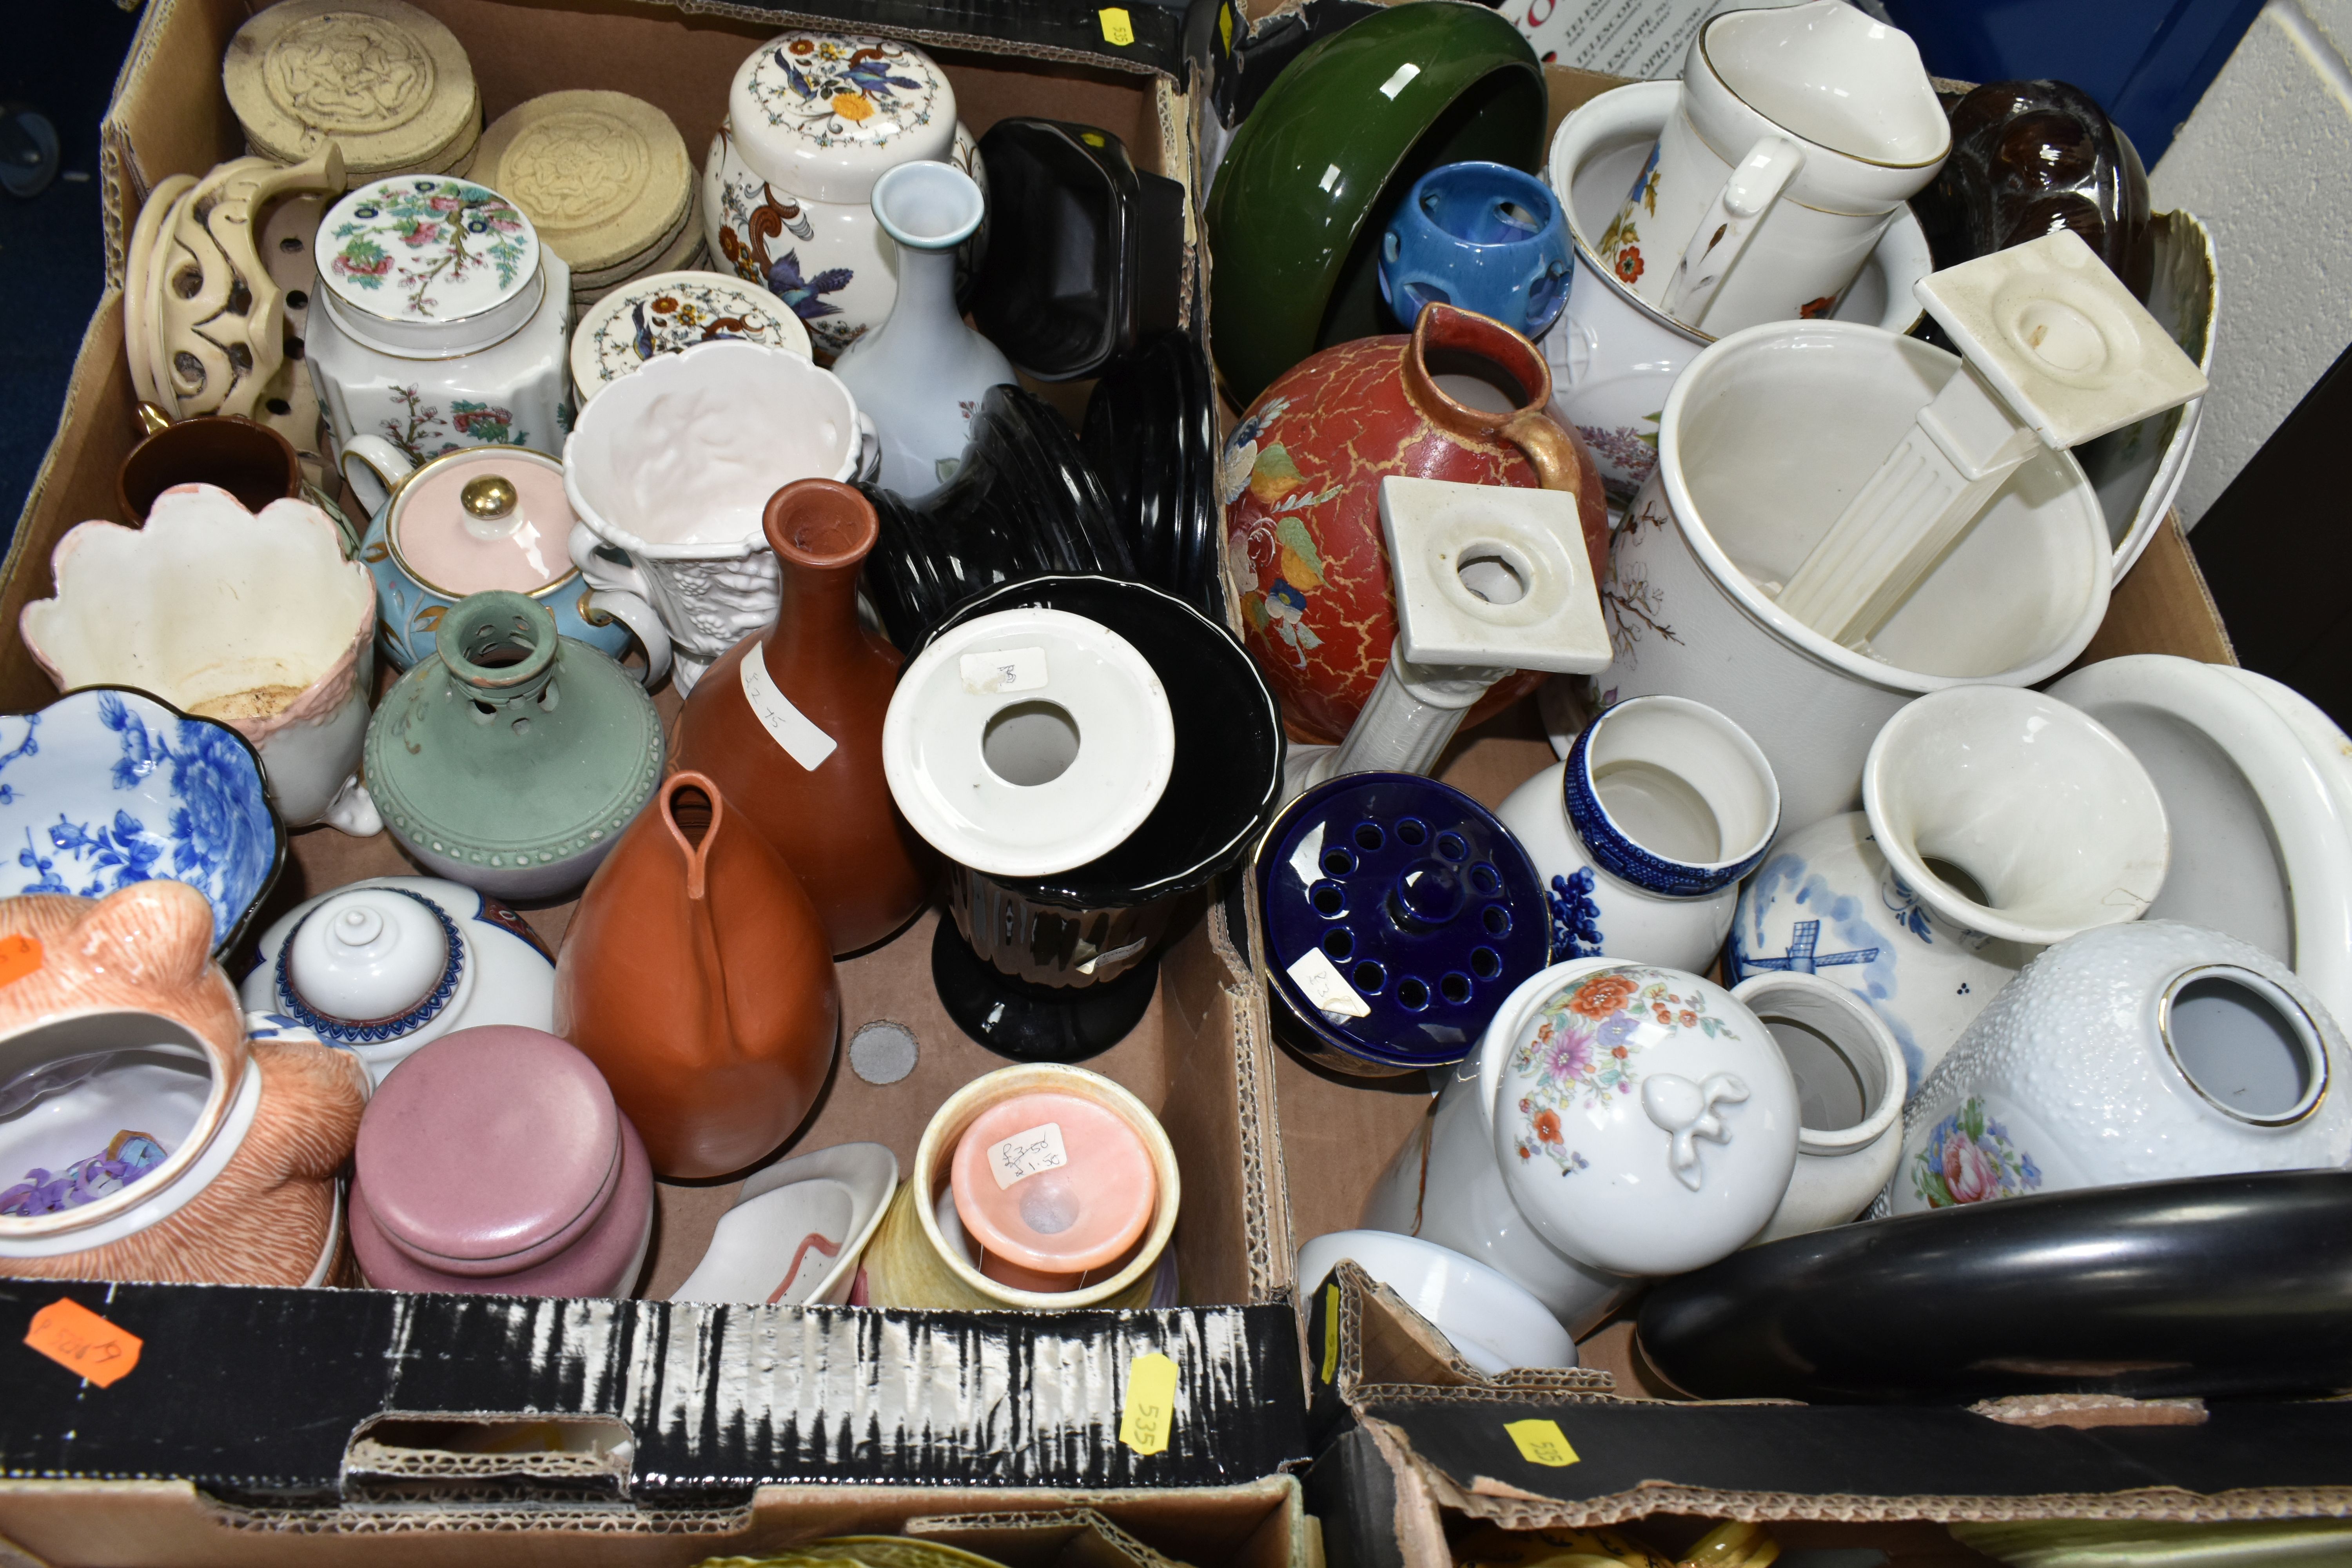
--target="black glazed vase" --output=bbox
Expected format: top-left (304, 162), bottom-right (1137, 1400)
top-left (860, 384), bottom-right (1133, 651)
top-left (918, 575), bottom-right (1284, 1062)
top-left (1080, 331), bottom-right (1224, 624)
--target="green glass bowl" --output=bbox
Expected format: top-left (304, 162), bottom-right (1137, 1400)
top-left (1204, 3), bottom-right (1546, 406)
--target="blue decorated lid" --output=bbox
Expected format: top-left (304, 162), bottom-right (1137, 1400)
top-left (1258, 773), bottom-right (1551, 1069)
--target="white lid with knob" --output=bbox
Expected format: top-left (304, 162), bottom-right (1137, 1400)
top-left (279, 886), bottom-right (470, 1035)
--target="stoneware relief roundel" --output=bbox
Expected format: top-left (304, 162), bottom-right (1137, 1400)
top-left (264, 13), bottom-right (436, 134)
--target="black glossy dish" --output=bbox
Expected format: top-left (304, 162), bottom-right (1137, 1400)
top-left (861, 385), bottom-right (1131, 651)
top-left (1080, 331), bottom-right (1223, 622)
top-left (1637, 1168), bottom-right (2352, 1404)
top-left (969, 118), bottom-right (1184, 382)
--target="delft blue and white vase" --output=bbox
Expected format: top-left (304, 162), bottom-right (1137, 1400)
top-left (1379, 161), bottom-right (1573, 340)
top-left (1728, 812), bottom-right (2028, 1098)
top-left (1884, 920), bottom-right (2352, 1216)
top-left (1495, 695), bottom-right (1777, 975)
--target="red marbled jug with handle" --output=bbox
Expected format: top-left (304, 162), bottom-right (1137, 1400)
top-left (1222, 303), bottom-right (1609, 744)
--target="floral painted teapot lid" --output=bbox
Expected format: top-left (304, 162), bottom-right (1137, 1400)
top-left (318, 176), bottom-right (543, 355)
top-left (726, 33), bottom-right (956, 204)
top-left (1487, 960), bottom-right (1798, 1276)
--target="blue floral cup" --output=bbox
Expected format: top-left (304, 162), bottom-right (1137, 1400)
top-left (1379, 162), bottom-right (1573, 341)
top-left (344, 438), bottom-right (671, 684)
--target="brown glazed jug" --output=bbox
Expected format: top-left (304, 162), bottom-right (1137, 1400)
top-left (553, 771), bottom-right (840, 1179)
top-left (671, 479), bottom-right (935, 954)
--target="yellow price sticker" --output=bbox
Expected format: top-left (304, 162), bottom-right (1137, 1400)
top-left (1503, 1418), bottom-right (1581, 1468)
top-left (1099, 7), bottom-right (1135, 46)
top-left (1320, 1283), bottom-right (1341, 1384)
top-left (1120, 1351), bottom-right (1180, 1455)
top-left (1219, 3), bottom-right (1234, 51)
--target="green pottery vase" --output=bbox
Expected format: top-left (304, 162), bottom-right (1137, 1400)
top-left (366, 590), bottom-right (664, 900)
top-left (1204, 2), bottom-right (1545, 405)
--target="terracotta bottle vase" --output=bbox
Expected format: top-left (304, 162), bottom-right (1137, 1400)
top-left (672, 479), bottom-right (936, 954)
top-left (1222, 302), bottom-right (1610, 742)
top-left (553, 772), bottom-right (840, 1180)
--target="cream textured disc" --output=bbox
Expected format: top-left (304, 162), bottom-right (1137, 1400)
top-left (568, 212), bottom-right (706, 309)
top-left (224, 0), bottom-right (479, 180)
top-left (474, 90), bottom-right (692, 275)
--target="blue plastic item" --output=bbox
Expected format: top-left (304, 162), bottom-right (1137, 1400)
top-left (1881, 0), bottom-right (2265, 167)
top-left (1258, 772), bottom-right (1551, 1076)
top-left (1378, 161), bottom-right (1572, 340)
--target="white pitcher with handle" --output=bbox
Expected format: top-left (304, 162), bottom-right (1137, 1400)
top-left (1597, 0), bottom-right (1948, 336)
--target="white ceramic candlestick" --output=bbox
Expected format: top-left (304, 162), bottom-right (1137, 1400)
top-left (1287, 476), bottom-right (1610, 797)
top-left (1775, 230), bottom-right (2208, 646)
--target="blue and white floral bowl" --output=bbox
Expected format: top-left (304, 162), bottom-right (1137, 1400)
top-left (0, 689), bottom-right (282, 954)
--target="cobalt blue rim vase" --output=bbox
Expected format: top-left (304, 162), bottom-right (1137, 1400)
top-left (1495, 695), bottom-right (1779, 974)
top-left (1257, 772), bottom-right (1552, 1079)
top-left (1379, 161), bottom-right (1573, 341)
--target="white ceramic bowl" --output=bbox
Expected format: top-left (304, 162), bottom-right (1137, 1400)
top-left (2050, 655), bottom-right (2352, 1035)
top-left (670, 1142), bottom-right (899, 1305)
top-left (1296, 1230), bottom-right (1577, 1375)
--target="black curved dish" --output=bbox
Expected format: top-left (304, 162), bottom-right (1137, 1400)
top-left (915, 574), bottom-right (1285, 1061)
top-left (968, 118), bottom-right (1185, 382)
top-left (861, 385), bottom-right (1131, 650)
top-left (1081, 332), bottom-right (1224, 623)
top-left (1637, 1168), bottom-right (2352, 1404)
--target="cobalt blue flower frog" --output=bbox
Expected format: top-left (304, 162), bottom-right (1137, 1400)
top-left (1379, 161), bottom-right (1573, 341)
top-left (1257, 772), bottom-right (1550, 1078)
top-left (0, 688), bottom-right (282, 956)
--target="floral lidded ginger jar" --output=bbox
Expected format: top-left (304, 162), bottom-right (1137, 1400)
top-left (703, 32), bottom-right (984, 363)
top-left (1223, 303), bottom-right (1608, 744)
top-left (306, 176), bottom-right (574, 468)
top-left (1887, 922), bottom-right (2352, 1216)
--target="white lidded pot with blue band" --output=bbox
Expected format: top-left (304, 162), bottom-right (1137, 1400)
top-left (1495, 694), bottom-right (1779, 974)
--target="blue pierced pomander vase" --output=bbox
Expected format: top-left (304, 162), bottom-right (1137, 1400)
top-left (1379, 161), bottom-right (1574, 340)
top-left (0, 688), bottom-right (281, 955)
top-left (1497, 695), bottom-right (1778, 976)
top-left (1256, 772), bottom-right (1551, 1078)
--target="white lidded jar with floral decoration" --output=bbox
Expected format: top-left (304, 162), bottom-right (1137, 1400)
top-left (1363, 957), bottom-right (1800, 1333)
top-left (703, 32), bottom-right (984, 364)
top-left (307, 175), bottom-right (573, 473)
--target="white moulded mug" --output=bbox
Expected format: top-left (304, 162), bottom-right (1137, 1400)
top-left (1596, 0), bottom-right (1948, 336)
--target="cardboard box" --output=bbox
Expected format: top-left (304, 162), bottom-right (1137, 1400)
top-left (1, 0), bottom-right (1318, 1560)
top-left (1294, 1263), bottom-right (2352, 1567)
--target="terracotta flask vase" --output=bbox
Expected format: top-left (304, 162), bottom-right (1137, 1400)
top-left (553, 772), bottom-right (840, 1180)
top-left (671, 479), bottom-right (935, 954)
top-left (1222, 302), bottom-right (1610, 743)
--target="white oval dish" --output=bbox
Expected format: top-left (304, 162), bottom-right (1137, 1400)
top-left (1296, 1229), bottom-right (1578, 1375)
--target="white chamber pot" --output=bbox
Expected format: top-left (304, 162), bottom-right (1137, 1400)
top-left (1888, 922), bottom-right (2352, 1214)
top-left (1593, 321), bottom-right (2114, 838)
top-left (19, 486), bottom-right (380, 835)
top-left (1362, 958), bottom-right (1800, 1332)
top-left (1295, 1230), bottom-right (1578, 1375)
top-left (1541, 80), bottom-right (1933, 499)
top-left (562, 338), bottom-right (874, 692)
top-left (1495, 694), bottom-right (1779, 973)
top-left (240, 876), bottom-right (558, 1086)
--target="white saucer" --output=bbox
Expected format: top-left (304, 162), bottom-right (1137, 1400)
top-left (2048, 655), bottom-right (2352, 1033)
top-left (1296, 1229), bottom-right (1578, 1375)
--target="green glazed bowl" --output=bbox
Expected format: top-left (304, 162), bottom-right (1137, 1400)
top-left (1204, 2), bottom-right (1546, 406)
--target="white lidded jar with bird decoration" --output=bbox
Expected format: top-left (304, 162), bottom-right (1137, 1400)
top-left (702, 31), bottom-right (987, 366)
